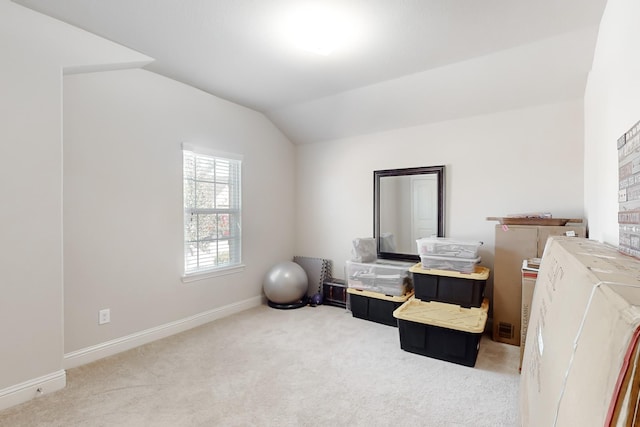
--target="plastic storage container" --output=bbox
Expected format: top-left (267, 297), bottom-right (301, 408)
top-left (420, 254), bottom-right (480, 273)
top-left (346, 260), bottom-right (414, 296)
top-left (347, 288), bottom-right (413, 327)
top-left (393, 298), bottom-right (489, 367)
top-left (410, 263), bottom-right (489, 308)
top-left (416, 237), bottom-right (482, 259)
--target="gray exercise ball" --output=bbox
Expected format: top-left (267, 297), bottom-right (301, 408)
top-left (263, 261), bottom-right (308, 304)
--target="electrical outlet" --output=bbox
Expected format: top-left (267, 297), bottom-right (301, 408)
top-left (99, 308), bottom-right (110, 325)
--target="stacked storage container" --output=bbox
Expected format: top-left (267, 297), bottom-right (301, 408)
top-left (393, 237), bottom-right (489, 367)
top-left (393, 298), bottom-right (489, 367)
top-left (345, 260), bottom-right (414, 327)
top-left (410, 264), bottom-right (489, 308)
top-left (416, 237), bottom-right (482, 273)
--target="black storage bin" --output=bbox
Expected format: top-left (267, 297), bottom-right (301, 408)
top-left (409, 264), bottom-right (489, 308)
top-left (322, 279), bottom-right (347, 308)
top-left (347, 288), bottom-right (413, 327)
top-left (393, 298), bottom-right (489, 367)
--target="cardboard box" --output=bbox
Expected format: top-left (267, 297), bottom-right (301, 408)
top-left (492, 224), bottom-right (586, 346)
top-left (520, 237), bottom-right (640, 426)
top-left (519, 259), bottom-right (539, 370)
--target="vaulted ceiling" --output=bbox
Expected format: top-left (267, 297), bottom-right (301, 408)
top-left (13, 0), bottom-right (608, 144)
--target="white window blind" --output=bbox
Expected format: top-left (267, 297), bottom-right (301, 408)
top-left (183, 148), bottom-right (242, 275)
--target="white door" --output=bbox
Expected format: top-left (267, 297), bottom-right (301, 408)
top-left (411, 175), bottom-right (438, 241)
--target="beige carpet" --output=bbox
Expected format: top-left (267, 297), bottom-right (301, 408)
top-left (0, 304), bottom-right (520, 426)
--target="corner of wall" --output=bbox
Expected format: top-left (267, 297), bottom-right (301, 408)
top-left (0, 370), bottom-right (66, 412)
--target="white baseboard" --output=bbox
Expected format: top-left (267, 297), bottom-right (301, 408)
top-left (64, 295), bottom-right (264, 369)
top-left (0, 370), bottom-right (66, 412)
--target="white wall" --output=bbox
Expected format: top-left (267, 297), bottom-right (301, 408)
top-left (295, 100), bottom-right (585, 291)
top-left (63, 69), bottom-right (295, 354)
top-left (0, 20), bottom-right (64, 398)
top-left (584, 0), bottom-right (640, 245)
top-left (2, 0), bottom-right (625, 413)
top-left (1, 0), bottom-right (293, 410)
top-left (0, 0), bottom-right (149, 409)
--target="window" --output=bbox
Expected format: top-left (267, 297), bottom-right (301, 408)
top-left (182, 144), bottom-right (242, 277)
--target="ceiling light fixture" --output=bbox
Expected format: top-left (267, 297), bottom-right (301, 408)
top-left (279, 4), bottom-right (359, 56)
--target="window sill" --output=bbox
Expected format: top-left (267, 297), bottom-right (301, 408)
top-left (182, 264), bottom-right (246, 283)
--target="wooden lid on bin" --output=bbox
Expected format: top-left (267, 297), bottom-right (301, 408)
top-left (393, 298), bottom-right (489, 333)
top-left (409, 263), bottom-right (489, 280)
top-left (346, 288), bottom-right (414, 302)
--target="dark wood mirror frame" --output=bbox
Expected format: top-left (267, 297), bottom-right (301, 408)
top-left (374, 165), bottom-right (446, 261)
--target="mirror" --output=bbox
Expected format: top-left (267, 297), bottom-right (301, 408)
top-left (374, 166), bottom-right (445, 261)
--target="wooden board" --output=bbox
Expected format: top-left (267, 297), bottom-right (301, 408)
top-left (486, 217), bottom-right (583, 226)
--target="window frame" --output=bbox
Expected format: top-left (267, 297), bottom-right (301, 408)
top-left (181, 143), bottom-right (244, 282)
